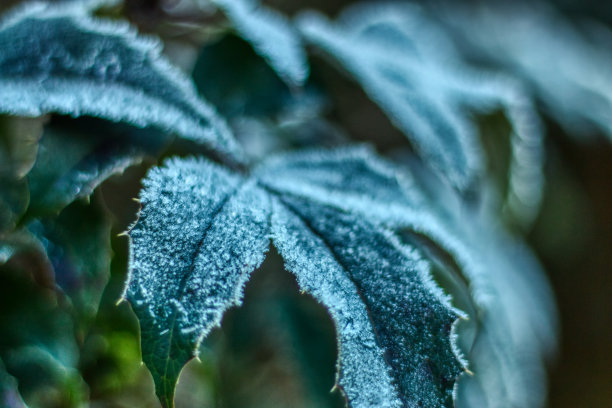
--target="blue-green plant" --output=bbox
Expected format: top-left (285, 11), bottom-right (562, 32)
top-left (7, 0), bottom-right (609, 407)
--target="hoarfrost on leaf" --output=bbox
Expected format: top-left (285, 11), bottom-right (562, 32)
top-left (296, 3), bottom-right (545, 222)
top-left (125, 149), bottom-right (465, 407)
top-left (124, 158), bottom-right (270, 407)
top-left (0, 2), bottom-right (244, 165)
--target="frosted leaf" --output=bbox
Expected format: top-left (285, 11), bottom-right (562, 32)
top-left (212, 0), bottom-right (309, 87)
top-left (270, 196), bottom-right (463, 407)
top-left (260, 147), bottom-right (556, 408)
top-left (124, 157), bottom-right (270, 407)
top-left (127, 149), bottom-right (465, 407)
top-left (439, 1), bottom-right (612, 142)
top-left (259, 149), bottom-right (466, 406)
top-left (0, 2), bottom-right (244, 164)
top-left (297, 3), bottom-right (544, 222)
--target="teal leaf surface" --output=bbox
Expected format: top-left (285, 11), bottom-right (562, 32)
top-left (263, 148), bottom-right (557, 408)
top-left (0, 2), bottom-right (243, 164)
top-left (297, 3), bottom-right (544, 222)
top-left (126, 149), bottom-right (464, 407)
top-left (384, 159), bottom-right (558, 408)
top-left (124, 158), bottom-right (270, 407)
top-left (269, 197), bottom-right (462, 407)
top-left (213, 0), bottom-right (309, 87)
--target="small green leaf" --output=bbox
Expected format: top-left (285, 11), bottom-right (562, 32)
top-left (25, 119), bottom-right (154, 218)
top-left (0, 2), bottom-right (243, 164)
top-left (0, 115), bottom-right (45, 179)
top-left (0, 262), bottom-right (85, 408)
top-left (192, 34), bottom-right (291, 119)
top-left (29, 197), bottom-right (113, 322)
top-left (0, 116), bottom-right (44, 233)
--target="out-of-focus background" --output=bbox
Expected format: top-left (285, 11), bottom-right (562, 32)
top-left (0, 1), bottom-right (610, 407)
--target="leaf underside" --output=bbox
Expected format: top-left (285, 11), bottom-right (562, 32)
top-left (125, 149), bottom-right (463, 407)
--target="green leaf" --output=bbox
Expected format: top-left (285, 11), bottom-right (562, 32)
top-left (0, 115), bottom-right (44, 179)
top-left (125, 149), bottom-right (464, 407)
top-left (1, 195), bottom-right (113, 323)
top-left (4, 346), bottom-right (86, 408)
top-left (25, 118), bottom-right (155, 218)
top-left (192, 34), bottom-right (291, 119)
top-left (0, 116), bottom-right (44, 233)
top-left (297, 3), bottom-right (544, 223)
top-left (212, 0), bottom-right (309, 87)
top-left (29, 197), bottom-right (113, 322)
top-left (0, 2), bottom-right (243, 164)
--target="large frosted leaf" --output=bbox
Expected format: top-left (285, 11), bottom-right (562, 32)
top-left (438, 1), bottom-right (612, 141)
top-left (124, 158), bottom-right (270, 407)
top-left (297, 3), bottom-right (544, 222)
top-left (212, 0), bottom-right (309, 87)
top-left (259, 148), bottom-right (557, 408)
top-left (126, 151), bottom-right (464, 407)
top-left (0, 2), bottom-right (243, 164)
